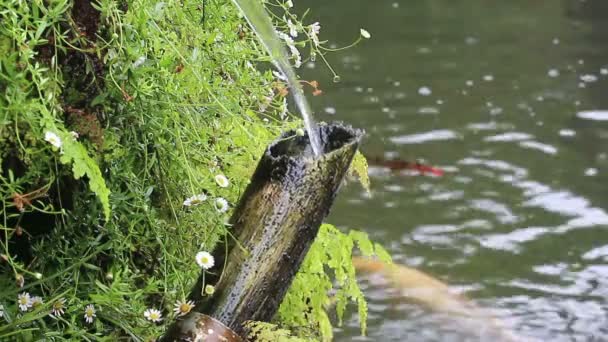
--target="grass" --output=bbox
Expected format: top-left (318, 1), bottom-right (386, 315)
top-left (0, 0), bottom-right (372, 340)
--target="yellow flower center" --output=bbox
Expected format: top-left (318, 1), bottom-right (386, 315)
top-left (179, 303), bottom-right (192, 313)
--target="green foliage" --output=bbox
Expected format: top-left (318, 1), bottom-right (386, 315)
top-left (279, 224), bottom-right (391, 341)
top-left (0, 0), bottom-right (374, 339)
top-left (245, 321), bottom-right (313, 342)
top-left (348, 151), bottom-right (371, 193)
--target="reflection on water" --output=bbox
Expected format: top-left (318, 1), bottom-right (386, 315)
top-left (300, 0), bottom-right (608, 340)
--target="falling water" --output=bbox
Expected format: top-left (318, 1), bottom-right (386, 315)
top-left (231, 0), bottom-right (323, 157)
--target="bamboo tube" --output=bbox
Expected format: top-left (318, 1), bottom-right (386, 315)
top-left (161, 123), bottom-right (363, 340)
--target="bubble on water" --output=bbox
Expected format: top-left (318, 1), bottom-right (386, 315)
top-left (486, 101), bottom-right (493, 107)
top-left (366, 95), bottom-right (379, 103)
top-left (354, 86), bottom-right (363, 93)
top-left (418, 106), bottom-right (439, 114)
top-left (578, 82), bottom-right (586, 88)
top-left (381, 107), bottom-right (390, 113)
top-left (392, 2), bottom-right (399, 8)
top-left (580, 74), bottom-right (598, 83)
top-left (324, 107), bottom-right (336, 115)
top-left (578, 59), bottom-right (585, 65)
top-left (548, 69), bottom-right (560, 78)
top-left (601, 68), bottom-right (608, 75)
top-left (489, 107), bottom-right (503, 115)
top-left (466, 80), bottom-right (474, 87)
top-left (552, 38), bottom-right (560, 45)
top-left (418, 86), bottom-right (432, 96)
top-left (585, 168), bottom-right (598, 176)
top-left (393, 81), bottom-right (401, 87)
top-left (462, 90), bottom-right (469, 95)
top-left (483, 74), bottom-right (494, 82)
top-left (417, 47), bottom-right (431, 54)
top-left (465, 36), bottom-right (479, 45)
top-left (436, 99), bottom-right (444, 105)
top-left (559, 129), bottom-right (576, 137)
top-left (574, 100), bottom-right (581, 106)
top-left (536, 96), bottom-right (544, 102)
top-left (366, 87), bottom-right (374, 93)
top-left (333, 75), bottom-right (341, 83)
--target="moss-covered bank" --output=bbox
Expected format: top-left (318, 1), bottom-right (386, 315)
top-left (0, 0), bottom-right (380, 340)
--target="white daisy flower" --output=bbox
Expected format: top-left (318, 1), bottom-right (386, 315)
top-left (83, 304), bottom-right (96, 324)
top-left (44, 131), bottom-right (62, 149)
top-left (144, 308), bottom-right (163, 322)
top-left (360, 28), bottom-right (371, 39)
top-left (173, 300), bottom-right (195, 317)
top-left (51, 298), bottom-right (66, 317)
top-left (309, 22), bottom-right (321, 47)
top-left (277, 31), bottom-right (302, 68)
top-left (195, 251), bottom-right (215, 269)
top-left (214, 174), bottom-right (230, 188)
top-left (17, 292), bottom-right (32, 312)
top-left (287, 18), bottom-right (298, 38)
top-left (183, 193), bottom-right (207, 207)
top-left (31, 296), bottom-right (43, 308)
top-left (214, 198), bottom-right (229, 213)
top-left (204, 285), bottom-right (215, 295)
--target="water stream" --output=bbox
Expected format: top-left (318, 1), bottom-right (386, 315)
top-left (231, 0), bottom-right (323, 156)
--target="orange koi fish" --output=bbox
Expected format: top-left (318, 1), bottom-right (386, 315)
top-left (368, 157), bottom-right (444, 176)
top-left (352, 257), bottom-right (527, 342)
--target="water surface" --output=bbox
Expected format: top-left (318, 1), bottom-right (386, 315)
top-left (300, 1), bottom-right (608, 340)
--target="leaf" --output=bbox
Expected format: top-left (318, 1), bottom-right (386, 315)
top-left (348, 151), bottom-right (370, 193)
top-left (41, 116), bottom-right (111, 219)
top-left (280, 223), bottom-right (391, 339)
top-left (245, 321), bottom-right (312, 342)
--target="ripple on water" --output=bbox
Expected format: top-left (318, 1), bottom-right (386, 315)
top-left (497, 296), bottom-right (608, 340)
top-left (518, 141), bottom-right (558, 155)
top-left (576, 110), bottom-right (608, 121)
top-left (469, 198), bottom-right (519, 224)
top-left (390, 129), bottom-right (458, 144)
top-left (467, 121), bottom-right (514, 131)
top-left (480, 227), bottom-right (549, 252)
top-left (484, 132), bottom-right (534, 142)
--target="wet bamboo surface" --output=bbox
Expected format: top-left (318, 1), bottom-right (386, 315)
top-left (162, 123), bottom-right (362, 340)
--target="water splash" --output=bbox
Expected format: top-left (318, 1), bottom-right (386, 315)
top-left (231, 0), bottom-right (322, 156)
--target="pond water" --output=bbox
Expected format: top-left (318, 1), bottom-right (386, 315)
top-left (301, 0), bottom-right (608, 341)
